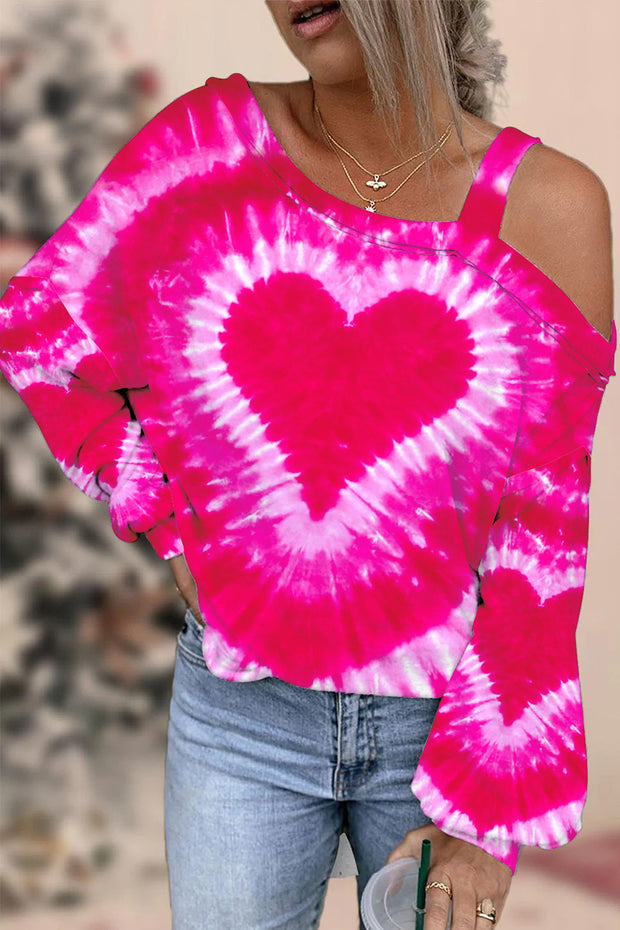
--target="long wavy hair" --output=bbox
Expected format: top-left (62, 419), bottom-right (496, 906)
top-left (336, 0), bottom-right (508, 182)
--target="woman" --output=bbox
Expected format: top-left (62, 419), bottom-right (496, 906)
top-left (0, 1), bottom-right (615, 928)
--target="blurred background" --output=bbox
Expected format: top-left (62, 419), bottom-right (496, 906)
top-left (0, 1), bottom-right (618, 927)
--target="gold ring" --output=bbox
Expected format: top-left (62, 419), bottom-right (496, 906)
top-left (425, 880), bottom-right (452, 898)
top-left (476, 897), bottom-right (497, 923)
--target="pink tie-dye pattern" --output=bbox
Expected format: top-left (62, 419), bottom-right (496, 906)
top-left (0, 71), bottom-right (616, 875)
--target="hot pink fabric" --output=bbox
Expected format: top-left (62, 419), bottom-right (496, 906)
top-left (1, 72), bottom-right (616, 874)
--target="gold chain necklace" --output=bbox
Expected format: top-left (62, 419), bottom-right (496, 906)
top-left (313, 94), bottom-right (453, 213)
top-left (313, 98), bottom-right (450, 188)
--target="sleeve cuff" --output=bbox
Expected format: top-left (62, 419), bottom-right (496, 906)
top-left (410, 772), bottom-right (522, 875)
top-left (144, 514), bottom-right (184, 560)
top-left (458, 831), bottom-right (521, 875)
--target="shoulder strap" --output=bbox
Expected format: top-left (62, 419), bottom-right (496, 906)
top-left (458, 127), bottom-right (542, 238)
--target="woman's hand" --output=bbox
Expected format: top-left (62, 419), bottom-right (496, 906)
top-left (385, 823), bottom-right (513, 927)
top-left (168, 554), bottom-right (205, 625)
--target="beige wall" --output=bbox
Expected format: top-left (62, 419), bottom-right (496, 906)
top-left (107, 0), bottom-right (620, 831)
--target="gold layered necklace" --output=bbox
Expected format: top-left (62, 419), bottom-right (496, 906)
top-left (312, 88), bottom-right (453, 213)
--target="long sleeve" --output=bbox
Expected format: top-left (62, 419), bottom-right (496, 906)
top-left (0, 93), bottom-right (198, 560)
top-left (410, 435), bottom-right (602, 874)
top-left (0, 275), bottom-right (183, 559)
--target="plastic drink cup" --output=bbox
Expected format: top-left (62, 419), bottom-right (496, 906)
top-left (361, 856), bottom-right (454, 930)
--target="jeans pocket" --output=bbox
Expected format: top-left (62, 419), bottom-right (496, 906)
top-left (177, 606), bottom-right (208, 666)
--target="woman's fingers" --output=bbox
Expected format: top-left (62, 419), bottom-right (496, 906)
top-left (384, 826), bottom-right (510, 928)
top-left (423, 864), bottom-right (504, 929)
top-left (422, 869), bottom-right (454, 929)
top-left (445, 867), bottom-right (477, 929)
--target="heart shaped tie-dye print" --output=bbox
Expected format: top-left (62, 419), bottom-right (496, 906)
top-left (220, 272), bottom-right (475, 520)
top-left (0, 71), bottom-right (616, 876)
top-left (410, 447), bottom-right (596, 871)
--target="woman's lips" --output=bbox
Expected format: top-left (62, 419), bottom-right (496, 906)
top-left (291, 4), bottom-right (342, 40)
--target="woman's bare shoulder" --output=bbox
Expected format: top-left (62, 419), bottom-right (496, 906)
top-left (499, 137), bottom-right (613, 340)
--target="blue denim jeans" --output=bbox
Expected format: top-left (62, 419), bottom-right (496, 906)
top-left (164, 606), bottom-right (442, 930)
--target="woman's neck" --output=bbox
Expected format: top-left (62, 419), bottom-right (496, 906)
top-left (294, 75), bottom-right (456, 167)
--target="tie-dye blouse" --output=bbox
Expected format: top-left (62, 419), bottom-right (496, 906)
top-left (0, 72), bottom-right (616, 875)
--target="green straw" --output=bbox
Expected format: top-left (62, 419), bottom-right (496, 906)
top-left (415, 838), bottom-right (432, 929)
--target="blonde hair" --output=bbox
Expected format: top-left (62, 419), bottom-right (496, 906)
top-left (337, 0), bottom-right (507, 182)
